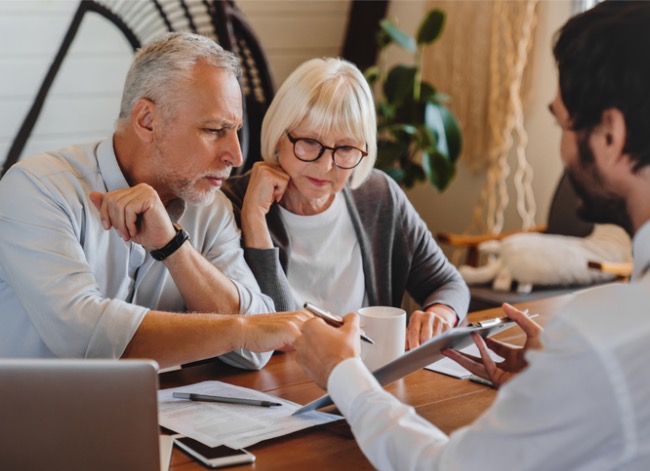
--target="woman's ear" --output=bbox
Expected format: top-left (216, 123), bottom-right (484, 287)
top-left (130, 98), bottom-right (157, 143)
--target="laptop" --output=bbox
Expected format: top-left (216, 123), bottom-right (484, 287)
top-left (0, 359), bottom-right (161, 471)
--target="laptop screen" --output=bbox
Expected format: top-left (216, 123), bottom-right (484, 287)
top-left (0, 359), bottom-right (160, 471)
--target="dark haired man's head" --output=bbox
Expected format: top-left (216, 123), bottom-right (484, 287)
top-left (553, 1), bottom-right (650, 173)
top-left (551, 1), bottom-right (650, 234)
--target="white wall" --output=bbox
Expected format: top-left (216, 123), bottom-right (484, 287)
top-left (0, 0), bottom-right (573, 249)
top-left (0, 0), bottom-right (351, 171)
top-left (0, 1), bottom-right (132, 165)
top-left (236, 0), bottom-right (351, 86)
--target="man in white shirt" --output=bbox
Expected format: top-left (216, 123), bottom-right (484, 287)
top-left (0, 33), bottom-right (311, 370)
top-left (295, 3), bottom-right (650, 469)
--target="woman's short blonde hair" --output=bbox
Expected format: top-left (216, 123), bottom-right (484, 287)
top-left (261, 57), bottom-right (377, 189)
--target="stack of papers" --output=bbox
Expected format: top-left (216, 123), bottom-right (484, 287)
top-left (158, 381), bottom-right (342, 449)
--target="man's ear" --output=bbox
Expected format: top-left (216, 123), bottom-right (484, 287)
top-left (130, 98), bottom-right (157, 143)
top-left (599, 107), bottom-right (627, 163)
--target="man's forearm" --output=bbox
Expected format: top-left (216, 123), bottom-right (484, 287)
top-left (161, 242), bottom-right (240, 313)
top-left (122, 309), bottom-right (308, 369)
top-left (121, 310), bottom-right (243, 368)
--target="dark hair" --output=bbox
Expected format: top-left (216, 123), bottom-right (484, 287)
top-left (553, 0), bottom-right (650, 171)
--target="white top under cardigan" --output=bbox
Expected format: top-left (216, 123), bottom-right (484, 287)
top-left (279, 192), bottom-right (366, 315)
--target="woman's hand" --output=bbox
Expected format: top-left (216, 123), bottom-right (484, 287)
top-left (443, 303), bottom-right (543, 388)
top-left (241, 162), bottom-right (290, 248)
top-left (406, 304), bottom-right (456, 349)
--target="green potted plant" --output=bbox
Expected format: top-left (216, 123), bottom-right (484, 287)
top-left (365, 9), bottom-right (462, 190)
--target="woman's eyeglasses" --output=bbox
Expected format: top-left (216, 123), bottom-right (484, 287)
top-left (285, 131), bottom-right (367, 169)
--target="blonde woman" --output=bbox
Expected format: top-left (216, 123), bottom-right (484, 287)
top-left (223, 58), bottom-right (468, 348)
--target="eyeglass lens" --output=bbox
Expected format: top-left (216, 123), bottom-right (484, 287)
top-left (289, 135), bottom-right (365, 169)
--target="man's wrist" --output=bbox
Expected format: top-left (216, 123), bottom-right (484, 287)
top-left (150, 222), bottom-right (189, 261)
top-left (425, 304), bottom-right (458, 327)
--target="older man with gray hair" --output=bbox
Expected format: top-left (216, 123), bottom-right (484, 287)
top-left (0, 32), bottom-right (310, 370)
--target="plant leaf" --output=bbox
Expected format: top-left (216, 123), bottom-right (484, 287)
top-left (422, 151), bottom-right (456, 191)
top-left (380, 19), bottom-right (416, 53)
top-left (401, 160), bottom-right (426, 188)
top-left (424, 102), bottom-right (462, 163)
top-left (384, 166), bottom-right (406, 185)
top-left (384, 65), bottom-right (416, 105)
top-left (376, 140), bottom-right (409, 167)
top-left (376, 28), bottom-right (392, 49)
top-left (436, 104), bottom-right (463, 163)
top-left (380, 123), bottom-right (418, 138)
top-left (419, 82), bottom-right (437, 102)
top-left (364, 66), bottom-right (380, 87)
top-left (416, 10), bottom-right (446, 45)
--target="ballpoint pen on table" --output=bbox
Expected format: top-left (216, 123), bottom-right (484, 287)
top-left (303, 302), bottom-right (375, 344)
top-left (468, 374), bottom-right (495, 388)
top-left (172, 392), bottom-right (282, 407)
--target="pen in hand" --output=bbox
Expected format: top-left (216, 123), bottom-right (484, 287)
top-left (303, 302), bottom-right (375, 344)
top-left (172, 392), bottom-right (282, 407)
top-left (467, 310), bottom-right (537, 328)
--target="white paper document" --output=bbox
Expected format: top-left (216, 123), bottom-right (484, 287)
top-left (158, 381), bottom-right (342, 449)
top-left (425, 343), bottom-right (504, 379)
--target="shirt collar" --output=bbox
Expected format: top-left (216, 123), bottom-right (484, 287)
top-left (97, 138), bottom-right (130, 193)
top-left (632, 220), bottom-right (650, 279)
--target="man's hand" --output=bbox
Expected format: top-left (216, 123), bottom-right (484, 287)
top-left (295, 313), bottom-right (361, 389)
top-left (406, 304), bottom-right (456, 349)
top-left (90, 183), bottom-right (174, 250)
top-left (239, 310), bottom-right (313, 353)
top-left (443, 303), bottom-right (543, 388)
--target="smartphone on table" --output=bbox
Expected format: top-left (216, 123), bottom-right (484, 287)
top-left (174, 435), bottom-right (255, 468)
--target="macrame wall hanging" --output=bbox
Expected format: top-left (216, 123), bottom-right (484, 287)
top-left (423, 0), bottom-right (540, 240)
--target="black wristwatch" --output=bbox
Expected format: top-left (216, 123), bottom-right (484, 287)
top-left (150, 222), bottom-right (190, 261)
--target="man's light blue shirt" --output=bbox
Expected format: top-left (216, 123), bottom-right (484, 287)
top-left (0, 139), bottom-right (274, 369)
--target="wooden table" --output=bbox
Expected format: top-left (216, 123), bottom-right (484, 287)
top-left (161, 294), bottom-right (573, 470)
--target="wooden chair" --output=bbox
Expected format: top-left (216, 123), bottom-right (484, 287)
top-left (1, 0), bottom-right (274, 177)
top-left (587, 260), bottom-right (632, 282)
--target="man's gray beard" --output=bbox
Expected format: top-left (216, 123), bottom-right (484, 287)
top-left (153, 143), bottom-right (217, 206)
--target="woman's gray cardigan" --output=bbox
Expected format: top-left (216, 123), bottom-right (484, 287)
top-left (222, 169), bottom-right (469, 322)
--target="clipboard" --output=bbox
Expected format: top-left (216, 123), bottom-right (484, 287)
top-left (293, 316), bottom-right (520, 415)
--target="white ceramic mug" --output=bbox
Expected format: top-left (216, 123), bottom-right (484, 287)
top-left (357, 306), bottom-right (407, 372)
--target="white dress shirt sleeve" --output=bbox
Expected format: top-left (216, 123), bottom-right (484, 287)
top-left (327, 312), bottom-right (628, 471)
top-left (328, 357), bottom-right (449, 471)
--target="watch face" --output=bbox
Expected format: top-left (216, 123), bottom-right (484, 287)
top-left (150, 223), bottom-right (189, 261)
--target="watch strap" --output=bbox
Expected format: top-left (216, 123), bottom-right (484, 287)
top-left (150, 222), bottom-right (190, 261)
